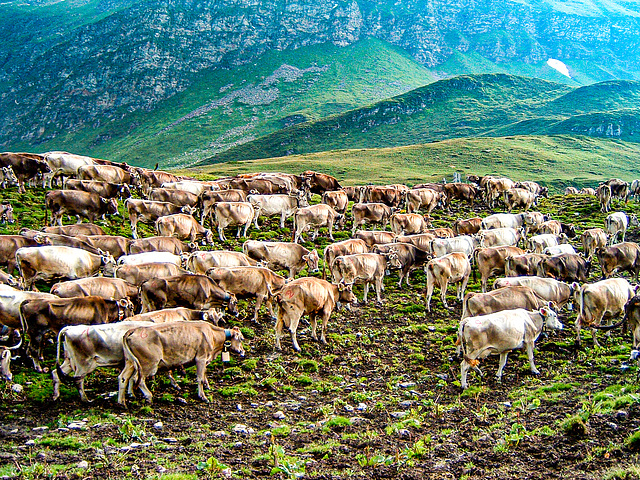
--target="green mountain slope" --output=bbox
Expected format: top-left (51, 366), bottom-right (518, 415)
top-left (199, 74), bottom-right (640, 164)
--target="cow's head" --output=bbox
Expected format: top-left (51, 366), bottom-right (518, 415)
top-left (337, 280), bottom-right (358, 309)
top-left (33, 234), bottom-right (52, 246)
top-left (3, 167), bottom-right (17, 186)
top-left (226, 294), bottom-right (239, 317)
top-left (101, 253), bottom-right (117, 276)
top-left (101, 197), bottom-right (119, 216)
top-left (180, 253), bottom-right (192, 269)
top-left (187, 242), bottom-right (199, 252)
top-left (385, 249), bottom-right (402, 270)
top-left (1, 333), bottom-right (22, 382)
top-left (1, 204), bottom-right (14, 224)
top-left (181, 205), bottom-right (195, 216)
top-left (119, 183), bottom-right (132, 199)
top-left (631, 214), bottom-right (639, 227)
top-left (539, 305), bottom-right (563, 331)
top-left (117, 298), bottom-right (134, 319)
top-left (202, 308), bottom-right (223, 326)
top-left (225, 326), bottom-right (245, 357)
top-left (204, 229), bottom-right (215, 246)
top-left (303, 249), bottom-right (320, 273)
top-left (6, 274), bottom-right (22, 290)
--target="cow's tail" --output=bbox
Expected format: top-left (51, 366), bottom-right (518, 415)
top-left (122, 329), bottom-right (143, 388)
top-left (291, 213), bottom-right (297, 242)
top-left (471, 248), bottom-right (481, 282)
top-left (322, 248), bottom-right (328, 280)
top-left (43, 193), bottom-right (48, 228)
top-left (576, 286), bottom-right (585, 326)
top-left (55, 327), bottom-right (67, 368)
top-left (461, 293), bottom-right (472, 319)
top-left (457, 321), bottom-right (478, 366)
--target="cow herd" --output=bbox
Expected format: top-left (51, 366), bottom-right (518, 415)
top-left (0, 151), bottom-right (639, 403)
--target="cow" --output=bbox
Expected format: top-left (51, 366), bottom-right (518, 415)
top-left (359, 186), bottom-right (403, 207)
top-left (623, 296), bottom-right (640, 362)
top-left (603, 178), bottom-right (629, 202)
top-left (390, 213), bottom-right (429, 235)
top-left (148, 188), bottom-right (199, 209)
top-left (542, 244), bottom-right (577, 256)
top-left (342, 186), bottom-right (359, 202)
top-left (536, 253), bottom-right (590, 283)
top-left (199, 189), bottom-right (248, 225)
top-left (77, 164), bottom-right (138, 186)
top-left (505, 253), bottom-right (549, 277)
top-left (303, 171), bottom-right (342, 195)
top-left (394, 233), bottom-right (436, 253)
top-left (0, 286), bottom-right (58, 329)
top-left (372, 243), bottom-right (432, 288)
top-left (207, 266), bottom-right (286, 322)
top-left (0, 152), bottom-right (51, 193)
top-left (45, 190), bottom-right (119, 226)
top-left (212, 202), bottom-right (254, 242)
top-left (140, 274), bottom-right (238, 314)
top-left (42, 223), bottom-right (105, 237)
top-left (0, 235), bottom-right (50, 275)
top-left (273, 277), bottom-right (357, 351)
top-left (574, 278), bottom-right (635, 347)
top-left (184, 250), bottom-right (257, 274)
top-left (580, 187), bottom-right (596, 196)
top-left (461, 285), bottom-right (551, 320)
top-left (431, 235), bottom-right (479, 259)
top-left (156, 214), bottom-right (215, 245)
top-left (474, 246), bottom-right (526, 293)
top-left (128, 236), bottom-right (195, 256)
top-left (114, 262), bottom-right (188, 286)
top-left (443, 183), bottom-right (478, 209)
top-left (118, 323), bottom-right (245, 405)
top-left (20, 228), bottom-right (101, 255)
top-left (453, 217), bottom-right (482, 236)
top-left (581, 228), bottom-right (607, 259)
top-left (477, 227), bottom-right (521, 248)
top-left (629, 180), bottom-right (640, 202)
top-left (44, 151), bottom-right (95, 186)
top-left (481, 213), bottom-right (527, 230)
top-left (457, 307), bottom-right (563, 389)
top-left (515, 181), bottom-right (548, 198)
top-left (354, 230), bottom-right (396, 248)
top-left (77, 235), bottom-right (132, 259)
top-left (503, 188), bottom-right (536, 212)
top-left (65, 179), bottom-right (131, 200)
top-left (596, 242), bottom-right (640, 281)
top-left (118, 251), bottom-right (183, 267)
top-left (331, 253), bottom-right (388, 304)
top-left (493, 276), bottom-right (574, 309)
top-left (597, 184), bottom-right (612, 213)
top-left (0, 333), bottom-right (22, 382)
top-left (351, 203), bottom-right (393, 235)
top-left (161, 180), bottom-right (214, 197)
top-left (531, 220), bottom-right (576, 238)
top-left (243, 240), bottom-right (319, 279)
top-left (484, 177), bottom-right (515, 208)
top-left (323, 239), bottom-right (369, 281)
top-left (405, 188), bottom-right (443, 214)
top-left (19, 296), bottom-right (133, 371)
top-left (51, 277), bottom-right (139, 305)
top-left (125, 198), bottom-right (192, 239)
top-left (424, 252), bottom-right (471, 312)
top-left (293, 204), bottom-right (341, 243)
top-left (527, 233), bottom-right (568, 253)
top-left (229, 177), bottom-right (287, 195)
top-left (136, 169), bottom-right (181, 196)
top-left (605, 212), bottom-right (639, 245)
top-left (0, 167), bottom-right (18, 189)
top-left (321, 190), bottom-right (349, 217)
top-left (248, 192), bottom-right (308, 229)
top-left (565, 187), bottom-right (579, 195)
top-left (16, 246), bottom-right (116, 291)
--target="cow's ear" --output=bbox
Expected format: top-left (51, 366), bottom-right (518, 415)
top-left (302, 254), bottom-right (309, 261)
top-left (540, 306), bottom-right (548, 316)
top-left (117, 298), bottom-right (128, 308)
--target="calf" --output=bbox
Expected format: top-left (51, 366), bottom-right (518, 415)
top-left (596, 242), bottom-right (640, 281)
top-left (581, 228), bottom-right (607, 259)
top-left (458, 307), bottom-right (563, 389)
top-left (475, 246), bottom-right (525, 292)
top-left (243, 240), bottom-right (319, 279)
top-left (351, 203), bottom-right (393, 235)
top-left (424, 252), bottom-right (471, 312)
top-left (274, 277), bottom-right (357, 351)
top-left (462, 285), bottom-right (549, 319)
top-left (118, 323), bottom-right (245, 405)
top-left (156, 213), bottom-right (215, 245)
top-left (323, 239), bottom-right (369, 281)
top-left (293, 204), bottom-right (341, 243)
top-left (331, 253), bottom-right (388, 304)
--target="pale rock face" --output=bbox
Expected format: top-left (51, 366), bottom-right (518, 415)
top-left (547, 58), bottom-right (571, 78)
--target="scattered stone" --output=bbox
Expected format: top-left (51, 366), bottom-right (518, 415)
top-left (212, 430), bottom-right (226, 437)
top-left (153, 421), bottom-right (163, 431)
top-left (476, 434), bottom-right (493, 446)
top-left (349, 417), bottom-right (369, 426)
top-left (273, 411), bottom-right (286, 420)
top-left (36, 452), bottom-right (46, 459)
top-left (232, 424), bottom-right (254, 435)
top-left (409, 390), bottom-right (423, 397)
top-left (265, 401), bottom-right (274, 407)
top-left (68, 422), bottom-right (86, 430)
top-left (57, 428), bottom-right (69, 433)
top-left (11, 384), bottom-right (23, 394)
top-left (250, 403), bottom-right (259, 408)
top-left (233, 442), bottom-right (243, 448)
top-left (436, 374), bottom-right (448, 381)
top-left (616, 410), bottom-right (628, 421)
top-left (176, 397), bottom-right (188, 405)
top-left (428, 326), bottom-right (436, 332)
top-left (357, 403), bottom-right (367, 412)
top-left (77, 461), bottom-right (89, 469)
top-left (157, 466), bottom-right (167, 474)
top-left (298, 396), bottom-right (307, 401)
top-left (343, 404), bottom-right (354, 412)
top-left (9, 429), bottom-right (18, 434)
top-left (236, 404), bottom-right (242, 411)
top-left (399, 400), bottom-right (414, 408)
top-left (607, 422), bottom-right (618, 430)
top-left (25, 440), bottom-right (35, 446)
top-left (32, 426), bottom-right (48, 432)
top-left (399, 382), bottom-right (416, 388)
top-left (390, 411), bottom-right (408, 419)
top-left (162, 438), bottom-right (178, 444)
top-left (221, 467), bottom-right (232, 478)
top-left (502, 402), bottom-right (512, 408)
top-left (398, 429), bottom-right (411, 438)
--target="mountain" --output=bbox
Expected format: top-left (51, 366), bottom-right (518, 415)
top-left (1, 0), bottom-right (640, 167)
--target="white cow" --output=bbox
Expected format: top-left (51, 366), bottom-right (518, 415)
top-left (605, 212), bottom-right (639, 245)
top-left (248, 193), bottom-right (308, 229)
top-left (117, 252), bottom-right (182, 267)
top-left (431, 235), bottom-right (479, 259)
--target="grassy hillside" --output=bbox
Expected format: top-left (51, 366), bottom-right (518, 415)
top-left (201, 74), bottom-right (640, 164)
top-left (185, 135), bottom-right (640, 193)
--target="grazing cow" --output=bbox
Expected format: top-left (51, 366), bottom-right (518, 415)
top-left (184, 250), bottom-right (257, 274)
top-left (118, 323), bottom-right (245, 405)
top-left (372, 243), bottom-right (432, 288)
top-left (443, 183), bottom-right (478, 209)
top-left (493, 276), bottom-right (574, 309)
top-left (114, 262), bottom-right (188, 286)
top-left (574, 278), bottom-right (635, 346)
top-left (484, 177), bottom-right (515, 208)
top-left (390, 213), bottom-right (429, 235)
top-left (597, 184), bottom-right (612, 213)
top-left (19, 296), bottom-right (133, 371)
top-left (527, 233), bottom-right (568, 253)
top-left (536, 253), bottom-right (590, 283)
top-left (453, 217), bottom-right (482, 236)
top-left (0, 270), bottom-right (21, 289)
top-left (0, 334), bottom-right (22, 382)
top-left (323, 239), bottom-right (369, 281)
top-left (515, 181), bottom-right (548, 198)
top-left (128, 236), bottom-right (194, 256)
top-left (303, 171), bottom-right (342, 195)
top-left (135, 169), bottom-right (181, 196)
top-left (505, 253), bottom-right (548, 277)
top-left (16, 246), bottom-right (116, 291)
top-left (596, 242), bottom-right (640, 280)
top-left (44, 151), bottom-right (95, 186)
top-left (462, 285), bottom-right (550, 319)
top-left (148, 188), bottom-right (199, 209)
top-left (580, 187), bottom-right (596, 196)
top-left (351, 203), bottom-right (393, 235)
top-left (45, 190), bottom-right (119, 226)
top-left (605, 212), bottom-right (639, 245)
top-left (0, 235), bottom-right (49, 275)
top-left (581, 228), bottom-right (607, 259)
top-left (42, 223), bottom-right (105, 236)
top-left (531, 220), bottom-right (577, 238)
top-left (77, 235), bottom-right (132, 259)
top-left (293, 204), bottom-right (341, 243)
top-left (394, 233), bottom-right (436, 252)
top-left (477, 227), bottom-right (521, 248)
top-left (431, 235), bottom-right (479, 259)
top-left (565, 187), bottom-right (579, 195)
top-left (331, 253), bottom-right (388, 304)
top-left (424, 252), bottom-right (471, 312)
top-left (604, 178), bottom-right (629, 202)
top-left (354, 230), bottom-right (396, 248)
top-left (481, 213), bottom-right (526, 230)
top-left (248, 192), bottom-right (309, 229)
top-left (321, 190), bottom-right (349, 216)
top-left (207, 266), bottom-right (286, 322)
top-left (156, 214), bottom-right (215, 245)
top-left (243, 240), bottom-right (319, 279)
top-left (542, 244), bottom-right (577, 256)
top-left (212, 202), bottom-right (254, 242)
top-left (274, 277), bottom-right (357, 351)
top-left (475, 246), bottom-right (525, 292)
top-left (457, 307), bottom-right (563, 389)
top-left (629, 180), bottom-right (640, 202)
top-left (78, 164), bottom-right (138, 186)
top-left (140, 274), bottom-right (238, 314)
top-left (51, 277), bottom-right (139, 305)
top-left (125, 198), bottom-right (192, 239)
top-left (503, 188), bottom-right (536, 212)
top-left (342, 186), bottom-right (359, 202)
top-left (412, 182), bottom-right (444, 192)
top-left (229, 177), bottom-right (288, 195)
top-left (199, 189), bottom-right (248, 224)
top-left (359, 186), bottom-right (403, 207)
top-left (0, 152), bottom-right (51, 193)
top-left (65, 179), bottom-right (131, 199)
top-left (0, 167), bottom-right (18, 189)
top-left (405, 188), bottom-right (443, 214)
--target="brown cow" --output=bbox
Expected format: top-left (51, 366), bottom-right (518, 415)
top-left (390, 213), bottom-right (429, 235)
top-left (453, 217), bottom-right (483, 236)
top-left (135, 168), bottom-right (181, 196)
top-left (581, 228), bottom-right (608, 259)
top-left (322, 190), bottom-right (349, 216)
top-left (394, 233), bottom-right (436, 252)
top-left (484, 177), bottom-right (515, 208)
top-left (359, 186), bottom-right (403, 207)
top-left (0, 152), bottom-right (50, 193)
top-left (77, 235), bottom-right (132, 259)
top-left (461, 285), bottom-right (549, 319)
top-left (354, 230), bottom-right (396, 248)
top-left (372, 242), bottom-right (433, 287)
top-left (536, 253), bottom-right (590, 283)
top-left (503, 187), bottom-right (536, 212)
top-left (331, 253), bottom-right (388, 304)
top-left (424, 252), bottom-right (471, 312)
top-left (351, 203), bottom-right (393, 235)
top-left (156, 213), bottom-right (215, 245)
top-left (323, 239), bottom-right (369, 281)
top-left (274, 277), bottom-right (357, 351)
top-left (128, 236), bottom-right (195, 255)
top-left (596, 242), bottom-right (640, 280)
top-left (42, 224), bottom-right (105, 236)
top-left (597, 184), bottom-right (612, 213)
top-left (78, 164), bottom-right (138, 186)
top-left (243, 240), bottom-right (319, 279)
top-left (0, 235), bottom-right (49, 275)
top-left (405, 188), bottom-right (443, 214)
top-left (212, 202), bottom-right (254, 241)
top-left (475, 246), bottom-right (526, 292)
top-left (443, 183), bottom-right (478, 209)
top-left (125, 198), bottom-right (193, 239)
top-left (65, 179), bottom-right (131, 199)
top-left (200, 189), bottom-right (248, 225)
top-left (505, 253), bottom-right (549, 277)
top-left (293, 204), bottom-right (341, 243)
top-left (303, 171), bottom-right (342, 195)
top-left (51, 277), bottom-right (139, 305)
top-left (184, 250), bottom-right (257, 274)
top-left (114, 262), bottom-right (189, 286)
top-left (148, 188), bottom-right (199, 208)
top-left (45, 190), bottom-right (119, 226)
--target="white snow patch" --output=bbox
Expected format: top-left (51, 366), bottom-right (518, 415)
top-left (547, 59), bottom-right (571, 78)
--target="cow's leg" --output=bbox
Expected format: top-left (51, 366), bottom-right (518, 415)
top-left (496, 352), bottom-right (509, 382)
top-left (242, 219), bottom-right (251, 238)
top-left (236, 225), bottom-right (242, 238)
top-left (328, 223), bottom-right (335, 241)
top-left (131, 222), bottom-right (138, 240)
top-left (274, 314), bottom-right (284, 350)
top-left (253, 208), bottom-right (261, 229)
top-left (75, 215), bottom-right (82, 224)
top-left (290, 317), bottom-right (301, 352)
top-left (375, 277), bottom-right (383, 304)
top-left (575, 320), bottom-right (583, 346)
top-left (592, 327), bottom-right (602, 348)
top-left (362, 283), bottom-right (369, 304)
top-left (138, 373), bottom-right (154, 404)
top-left (425, 271), bottom-right (435, 312)
top-left (217, 225), bottom-right (226, 242)
top-left (195, 360), bottom-right (210, 402)
top-left (441, 278), bottom-right (451, 309)
top-left (459, 274), bottom-right (470, 301)
top-left (76, 377), bottom-right (90, 403)
top-left (309, 312), bottom-right (318, 341)
top-left (118, 361), bottom-right (136, 406)
top-left (311, 228), bottom-right (318, 241)
top-left (319, 309), bottom-right (330, 344)
top-left (266, 297), bottom-right (275, 320)
top-left (279, 212), bottom-right (286, 229)
top-left (167, 371), bottom-right (181, 390)
top-left (526, 342), bottom-right (540, 375)
top-left (253, 295), bottom-right (264, 323)
top-left (460, 359), bottom-right (471, 389)
top-left (52, 369), bottom-right (61, 401)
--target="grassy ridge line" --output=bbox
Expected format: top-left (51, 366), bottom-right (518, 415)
top-left (183, 135), bottom-right (640, 192)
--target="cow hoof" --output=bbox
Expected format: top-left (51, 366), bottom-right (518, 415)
top-left (531, 370), bottom-right (540, 376)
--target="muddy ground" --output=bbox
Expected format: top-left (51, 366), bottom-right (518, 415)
top-left (1, 193), bottom-right (640, 479)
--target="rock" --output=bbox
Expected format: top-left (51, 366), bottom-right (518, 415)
top-left (428, 326), bottom-right (436, 332)
top-left (176, 397), bottom-right (188, 405)
top-left (349, 416), bottom-right (369, 426)
top-left (212, 430), bottom-right (226, 437)
top-left (36, 452), bottom-right (46, 459)
top-left (273, 411), bottom-right (286, 420)
top-left (616, 410), bottom-right (628, 421)
top-left (68, 422), bottom-right (86, 430)
top-left (265, 401), bottom-right (274, 407)
top-left (157, 466), bottom-right (167, 474)
top-left (233, 442), bottom-right (243, 448)
top-left (57, 428), bottom-right (69, 433)
top-left (436, 374), bottom-right (448, 381)
top-left (77, 461), bottom-right (89, 469)
top-left (236, 404), bottom-right (242, 411)
top-left (232, 424), bottom-right (254, 435)
top-left (390, 411), bottom-right (408, 419)
top-left (502, 402), bottom-right (512, 408)
top-left (343, 404), bottom-right (354, 412)
top-left (25, 440), bottom-right (35, 446)
top-left (399, 400), bottom-right (414, 408)
top-left (398, 429), bottom-right (411, 438)
top-left (11, 384), bottom-right (23, 394)
top-left (32, 426), bottom-right (48, 432)
top-left (399, 382), bottom-right (416, 388)
top-left (153, 421), bottom-right (163, 431)
top-left (9, 429), bottom-right (18, 434)
top-left (221, 468), bottom-right (232, 478)
top-left (357, 403), bottom-right (367, 411)
top-left (162, 438), bottom-right (178, 444)
top-left (607, 422), bottom-right (618, 430)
